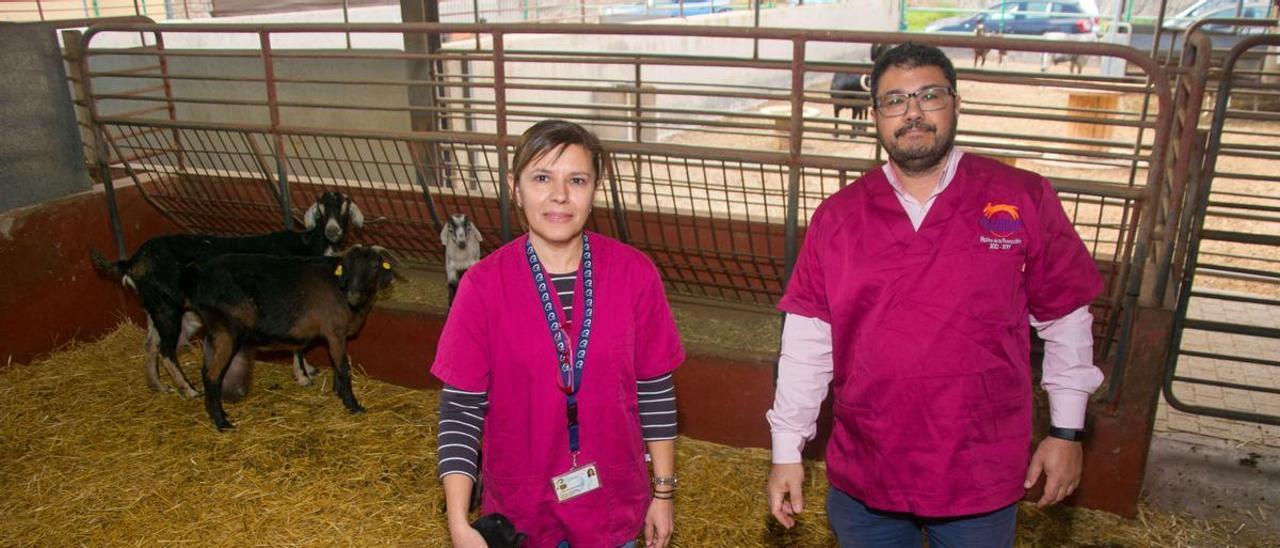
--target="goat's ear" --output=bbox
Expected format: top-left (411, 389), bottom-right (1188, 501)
top-left (439, 225), bottom-right (450, 245)
top-left (371, 245), bottom-right (401, 267)
top-left (304, 203), bottom-right (321, 230)
top-left (371, 245), bottom-right (406, 283)
top-left (348, 200), bottom-right (364, 228)
top-left (467, 223), bottom-right (483, 243)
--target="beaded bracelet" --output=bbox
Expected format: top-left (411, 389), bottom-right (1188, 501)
top-left (653, 475), bottom-right (678, 488)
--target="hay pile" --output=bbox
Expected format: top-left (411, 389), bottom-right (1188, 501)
top-left (1, 324), bottom-right (1271, 547)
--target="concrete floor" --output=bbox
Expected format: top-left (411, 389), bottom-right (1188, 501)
top-left (1144, 430), bottom-right (1280, 544)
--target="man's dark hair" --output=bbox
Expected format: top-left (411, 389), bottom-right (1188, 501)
top-left (869, 42), bottom-right (958, 102)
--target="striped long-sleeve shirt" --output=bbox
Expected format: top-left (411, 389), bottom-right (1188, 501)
top-left (437, 271), bottom-right (678, 480)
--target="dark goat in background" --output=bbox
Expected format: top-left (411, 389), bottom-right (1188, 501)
top-left (471, 513), bottom-right (527, 548)
top-left (183, 245), bottom-right (399, 430)
top-left (829, 43), bottom-right (890, 137)
top-left (89, 191), bottom-right (363, 398)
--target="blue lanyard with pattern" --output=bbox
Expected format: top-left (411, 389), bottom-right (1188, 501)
top-left (525, 233), bottom-right (594, 457)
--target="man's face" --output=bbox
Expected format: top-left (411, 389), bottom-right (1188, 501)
top-left (873, 64), bottom-right (959, 175)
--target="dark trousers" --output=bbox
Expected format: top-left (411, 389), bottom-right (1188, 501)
top-left (826, 487), bottom-right (1017, 548)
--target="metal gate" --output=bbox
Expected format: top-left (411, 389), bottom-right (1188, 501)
top-left (1166, 32), bottom-right (1280, 428)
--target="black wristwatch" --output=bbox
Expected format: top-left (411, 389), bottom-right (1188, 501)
top-left (1048, 426), bottom-right (1086, 442)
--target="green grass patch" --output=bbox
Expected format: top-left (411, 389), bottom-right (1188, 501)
top-left (904, 7), bottom-right (965, 32)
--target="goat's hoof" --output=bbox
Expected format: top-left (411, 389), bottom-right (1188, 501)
top-left (347, 404), bottom-right (366, 415)
top-left (180, 387), bottom-right (200, 399)
top-left (295, 376), bottom-right (313, 387)
top-left (214, 419), bottom-right (235, 431)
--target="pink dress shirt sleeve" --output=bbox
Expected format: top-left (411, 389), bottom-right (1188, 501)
top-left (768, 304), bottom-right (1102, 463)
top-left (767, 313), bottom-right (834, 464)
top-left (1030, 304), bottom-right (1103, 430)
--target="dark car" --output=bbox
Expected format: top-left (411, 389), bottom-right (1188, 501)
top-left (925, 0), bottom-right (1099, 35)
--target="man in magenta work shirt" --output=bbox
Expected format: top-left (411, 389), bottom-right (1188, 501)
top-left (765, 42), bottom-right (1106, 546)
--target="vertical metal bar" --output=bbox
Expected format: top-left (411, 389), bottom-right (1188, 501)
top-left (343, 0), bottom-right (352, 50)
top-left (260, 31), bottom-right (292, 229)
top-left (460, 57), bottom-right (482, 191)
top-left (65, 29), bottom-right (128, 258)
top-left (605, 155), bottom-right (629, 242)
top-left (752, 0), bottom-right (761, 60)
top-left (154, 32), bottom-right (184, 171)
top-left (473, 0), bottom-right (482, 49)
top-left (1153, 34), bottom-right (1210, 305)
top-left (630, 60), bottom-right (645, 205)
top-left (494, 32), bottom-right (512, 242)
top-left (782, 38), bottom-right (805, 282)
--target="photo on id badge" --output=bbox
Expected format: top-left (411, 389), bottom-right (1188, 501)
top-left (552, 463), bottom-right (601, 502)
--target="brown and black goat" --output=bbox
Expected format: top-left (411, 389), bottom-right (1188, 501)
top-left (182, 245), bottom-right (399, 430)
top-left (90, 191), bottom-right (363, 398)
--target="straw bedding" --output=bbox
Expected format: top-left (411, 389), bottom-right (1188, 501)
top-left (1, 324), bottom-right (1271, 547)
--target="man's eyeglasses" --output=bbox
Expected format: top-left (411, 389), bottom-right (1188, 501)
top-left (874, 86), bottom-right (956, 117)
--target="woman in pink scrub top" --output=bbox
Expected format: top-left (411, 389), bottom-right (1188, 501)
top-left (433, 120), bottom-right (685, 548)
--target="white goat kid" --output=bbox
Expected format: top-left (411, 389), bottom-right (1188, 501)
top-left (441, 213), bottom-right (483, 306)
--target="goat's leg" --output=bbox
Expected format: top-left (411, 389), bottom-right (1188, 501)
top-left (142, 315), bottom-right (169, 393)
top-left (176, 311), bottom-right (202, 350)
top-left (200, 331), bottom-right (238, 430)
top-left (327, 337), bottom-right (364, 414)
top-left (155, 308), bottom-right (201, 398)
top-left (291, 351), bottom-right (318, 386)
top-left (220, 350), bottom-right (254, 402)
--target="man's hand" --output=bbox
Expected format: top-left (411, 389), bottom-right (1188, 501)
top-left (1024, 436), bottom-right (1083, 507)
top-left (644, 497), bottom-right (674, 547)
top-left (767, 462), bottom-right (805, 528)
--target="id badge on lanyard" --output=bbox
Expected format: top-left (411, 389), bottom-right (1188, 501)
top-left (526, 234), bottom-right (600, 501)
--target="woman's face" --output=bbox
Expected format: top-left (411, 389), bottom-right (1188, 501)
top-left (514, 144), bottom-right (597, 249)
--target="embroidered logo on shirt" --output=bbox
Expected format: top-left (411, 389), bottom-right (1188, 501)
top-left (979, 202), bottom-right (1024, 250)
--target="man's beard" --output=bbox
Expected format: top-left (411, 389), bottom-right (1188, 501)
top-left (879, 116), bottom-right (957, 176)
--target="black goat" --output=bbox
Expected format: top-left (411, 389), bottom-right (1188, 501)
top-left (89, 191), bottom-right (363, 398)
top-left (829, 43), bottom-right (891, 137)
top-left (471, 513), bottom-right (527, 548)
top-left (183, 245), bottom-right (399, 430)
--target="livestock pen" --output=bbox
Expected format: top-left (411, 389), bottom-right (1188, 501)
top-left (2, 14), bottom-right (1279, 546)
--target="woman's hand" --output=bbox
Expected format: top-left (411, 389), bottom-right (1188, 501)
top-left (644, 496), bottom-right (674, 548)
top-left (448, 522), bottom-right (488, 548)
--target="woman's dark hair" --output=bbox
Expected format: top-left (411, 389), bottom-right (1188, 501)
top-left (869, 42), bottom-right (958, 101)
top-left (510, 119), bottom-right (607, 185)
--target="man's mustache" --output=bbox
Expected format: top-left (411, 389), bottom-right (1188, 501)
top-left (894, 122), bottom-right (937, 138)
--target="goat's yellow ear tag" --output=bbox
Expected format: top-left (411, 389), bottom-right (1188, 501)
top-left (381, 261), bottom-right (392, 270)
top-left (334, 265), bottom-right (343, 277)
